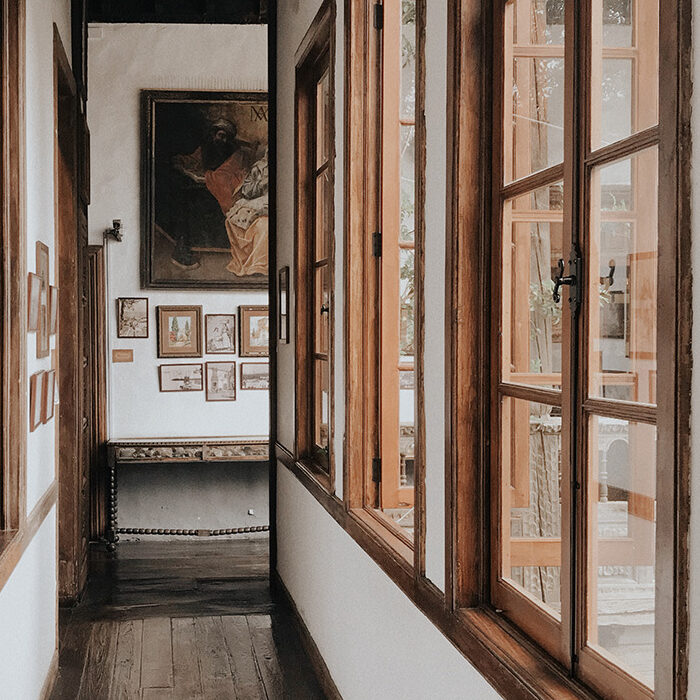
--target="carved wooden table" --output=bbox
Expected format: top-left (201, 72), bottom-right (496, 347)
top-left (106, 437), bottom-right (269, 551)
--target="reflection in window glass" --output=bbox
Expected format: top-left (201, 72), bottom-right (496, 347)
top-left (502, 182), bottom-right (564, 387)
top-left (587, 416), bottom-right (655, 689)
top-left (588, 148), bottom-right (657, 404)
top-left (591, 0), bottom-right (658, 149)
top-left (505, 0), bottom-right (565, 183)
top-left (502, 397), bottom-right (562, 618)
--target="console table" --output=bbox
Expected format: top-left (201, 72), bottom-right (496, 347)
top-left (106, 437), bottom-right (269, 551)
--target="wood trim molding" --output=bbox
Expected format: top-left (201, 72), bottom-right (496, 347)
top-left (1, 0), bottom-right (27, 532)
top-left (273, 572), bottom-right (343, 700)
top-left (39, 648), bottom-right (59, 700)
top-left (0, 481), bottom-right (58, 592)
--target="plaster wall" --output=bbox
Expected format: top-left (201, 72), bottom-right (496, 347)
top-left (87, 24), bottom-right (271, 533)
top-left (0, 3), bottom-right (72, 695)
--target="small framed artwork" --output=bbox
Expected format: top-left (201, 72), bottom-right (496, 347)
top-left (36, 242), bottom-right (50, 359)
top-left (157, 305), bottom-right (202, 358)
top-left (29, 371), bottom-right (44, 432)
top-left (117, 297), bottom-right (149, 338)
top-left (240, 362), bottom-right (270, 390)
top-left (28, 273), bottom-right (42, 331)
top-left (41, 369), bottom-right (56, 423)
top-left (206, 362), bottom-right (237, 401)
top-left (158, 363), bottom-right (203, 392)
top-left (49, 287), bottom-right (59, 335)
top-left (239, 305), bottom-right (269, 357)
top-left (205, 314), bottom-right (236, 354)
top-left (278, 267), bottom-right (289, 343)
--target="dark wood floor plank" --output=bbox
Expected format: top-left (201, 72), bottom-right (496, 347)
top-left (141, 617), bottom-right (174, 689)
top-left (50, 619), bottom-right (93, 700)
top-left (109, 619), bottom-right (144, 700)
top-left (248, 616), bottom-right (285, 700)
top-left (194, 616), bottom-right (237, 698)
top-left (142, 689), bottom-right (173, 699)
top-left (221, 616), bottom-right (266, 700)
top-left (171, 617), bottom-right (204, 700)
top-left (78, 621), bottom-right (120, 700)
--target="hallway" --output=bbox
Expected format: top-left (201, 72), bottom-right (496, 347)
top-left (50, 540), bottom-right (327, 699)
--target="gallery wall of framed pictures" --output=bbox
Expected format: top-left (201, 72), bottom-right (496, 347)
top-left (113, 300), bottom-right (270, 403)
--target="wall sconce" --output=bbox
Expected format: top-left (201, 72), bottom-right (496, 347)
top-left (104, 219), bottom-right (123, 242)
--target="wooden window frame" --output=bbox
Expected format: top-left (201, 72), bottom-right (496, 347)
top-left (274, 0), bottom-right (690, 697)
top-left (294, 0), bottom-right (337, 491)
top-left (1, 0), bottom-right (26, 536)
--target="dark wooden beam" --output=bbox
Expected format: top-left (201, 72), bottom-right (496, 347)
top-left (87, 0), bottom-right (267, 24)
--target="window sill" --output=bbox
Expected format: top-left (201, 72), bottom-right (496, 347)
top-left (275, 447), bottom-right (600, 699)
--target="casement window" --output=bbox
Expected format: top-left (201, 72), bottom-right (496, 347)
top-left (491, 0), bottom-right (666, 695)
top-left (295, 0), bottom-right (336, 486)
top-left (1, 0), bottom-right (25, 534)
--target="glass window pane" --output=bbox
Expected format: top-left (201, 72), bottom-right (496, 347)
top-left (504, 0), bottom-right (565, 183)
top-left (315, 170), bottom-right (331, 261)
top-left (313, 358), bottom-right (330, 465)
top-left (502, 182), bottom-right (564, 387)
top-left (587, 416), bottom-right (655, 689)
top-left (314, 264), bottom-right (330, 356)
top-left (400, 248), bottom-right (414, 358)
top-left (315, 67), bottom-right (330, 168)
top-left (401, 1), bottom-right (416, 120)
top-left (588, 148), bottom-right (657, 403)
top-left (400, 125), bottom-right (415, 243)
top-left (591, 0), bottom-right (659, 150)
top-left (501, 397), bottom-right (562, 618)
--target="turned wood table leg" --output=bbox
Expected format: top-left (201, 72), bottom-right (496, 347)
top-left (106, 445), bottom-right (119, 552)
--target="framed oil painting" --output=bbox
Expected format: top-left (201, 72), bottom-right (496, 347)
top-left (206, 362), bottom-right (237, 401)
top-left (239, 305), bottom-right (269, 357)
top-left (205, 314), bottom-right (236, 354)
top-left (157, 305), bottom-right (202, 358)
top-left (117, 297), bottom-right (149, 338)
top-left (240, 362), bottom-right (269, 391)
top-left (141, 90), bottom-right (269, 289)
top-left (159, 364), bottom-right (203, 392)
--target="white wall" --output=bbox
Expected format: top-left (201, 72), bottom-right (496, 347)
top-left (86, 24), bottom-right (271, 534)
top-left (0, 2), bottom-right (72, 696)
top-left (87, 23), bottom-right (269, 440)
top-left (277, 469), bottom-right (501, 700)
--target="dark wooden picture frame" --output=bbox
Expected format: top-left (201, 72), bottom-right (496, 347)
top-left (157, 305), bottom-right (202, 358)
top-left (205, 314), bottom-right (236, 354)
top-left (117, 297), bottom-right (149, 338)
top-left (205, 361), bottom-right (237, 401)
top-left (158, 363), bottom-right (203, 392)
top-left (141, 89), bottom-right (269, 290)
top-left (36, 241), bottom-right (50, 359)
top-left (240, 362), bottom-right (270, 390)
top-left (48, 286), bottom-right (59, 336)
top-left (29, 371), bottom-right (44, 432)
top-left (278, 266), bottom-right (289, 343)
top-left (41, 369), bottom-right (56, 424)
top-left (239, 305), bottom-right (269, 357)
top-left (27, 273), bottom-right (42, 332)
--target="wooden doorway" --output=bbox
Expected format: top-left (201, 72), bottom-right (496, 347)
top-left (54, 26), bottom-right (89, 604)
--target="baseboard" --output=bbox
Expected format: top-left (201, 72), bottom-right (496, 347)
top-left (273, 572), bottom-right (343, 700)
top-left (40, 648), bottom-right (59, 700)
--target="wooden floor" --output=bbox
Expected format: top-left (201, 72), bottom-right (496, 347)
top-left (50, 538), bottom-right (327, 699)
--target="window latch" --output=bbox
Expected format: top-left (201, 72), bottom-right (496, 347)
top-left (553, 246), bottom-right (581, 314)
